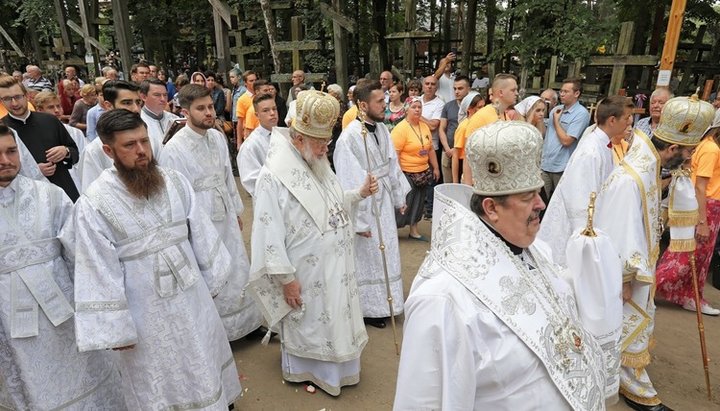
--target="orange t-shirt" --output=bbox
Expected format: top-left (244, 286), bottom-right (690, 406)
top-left (0, 102), bottom-right (35, 119)
top-left (465, 104), bottom-right (500, 137)
top-left (234, 92), bottom-right (253, 125)
top-left (453, 118), bottom-right (470, 160)
top-left (244, 104), bottom-right (259, 133)
top-left (391, 120), bottom-right (433, 173)
top-left (692, 136), bottom-right (720, 200)
top-left (342, 105), bottom-right (358, 129)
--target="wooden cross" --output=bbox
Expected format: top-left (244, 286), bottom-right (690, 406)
top-left (52, 38), bottom-right (71, 58)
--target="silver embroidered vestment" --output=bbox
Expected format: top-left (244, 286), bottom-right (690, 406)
top-left (333, 120), bottom-right (411, 318)
top-left (394, 184), bottom-right (606, 411)
top-left (68, 167), bottom-right (241, 409)
top-left (160, 126), bottom-right (262, 340)
top-left (0, 175), bottom-right (125, 410)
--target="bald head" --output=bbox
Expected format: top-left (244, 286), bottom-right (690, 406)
top-left (291, 70), bottom-right (305, 86)
top-left (380, 71), bottom-right (393, 91)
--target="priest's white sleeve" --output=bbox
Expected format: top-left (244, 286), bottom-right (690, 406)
top-left (394, 292), bottom-right (479, 410)
top-left (218, 132), bottom-right (244, 216)
top-left (72, 199), bottom-right (138, 351)
top-left (237, 140), bottom-right (262, 196)
top-left (388, 139), bottom-right (410, 208)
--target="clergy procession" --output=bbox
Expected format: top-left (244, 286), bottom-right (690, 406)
top-left (4, 0), bottom-right (720, 410)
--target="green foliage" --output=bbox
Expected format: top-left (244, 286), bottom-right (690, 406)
top-left (490, 0), bottom-right (617, 75)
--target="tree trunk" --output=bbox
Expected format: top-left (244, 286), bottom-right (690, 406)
top-left (462, 0), bottom-right (477, 76)
top-left (404, 0), bottom-right (417, 72)
top-left (503, 0), bottom-right (515, 71)
top-left (485, 0), bottom-right (496, 58)
top-left (372, 0), bottom-right (388, 70)
top-left (648, 1), bottom-right (666, 55)
top-left (259, 0), bottom-right (281, 74)
top-left (442, 0), bottom-right (452, 52)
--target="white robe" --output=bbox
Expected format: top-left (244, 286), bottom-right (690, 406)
top-left (63, 123), bottom-right (86, 189)
top-left (140, 107), bottom-right (178, 151)
top-left (0, 175), bottom-right (125, 410)
top-left (159, 126), bottom-right (262, 340)
top-left (333, 120), bottom-right (410, 317)
top-left (248, 128), bottom-right (368, 396)
top-left (395, 184), bottom-right (606, 411)
top-left (539, 127), bottom-right (615, 268)
top-left (595, 130), bottom-right (662, 404)
top-left (237, 125), bottom-right (272, 196)
top-left (77, 137), bottom-right (111, 193)
top-left (68, 167), bottom-right (242, 409)
top-left (9, 127), bottom-right (45, 181)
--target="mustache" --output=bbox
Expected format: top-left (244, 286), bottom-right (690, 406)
top-left (527, 210), bottom-right (542, 224)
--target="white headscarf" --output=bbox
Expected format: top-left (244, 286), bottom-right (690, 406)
top-left (515, 95), bottom-right (541, 118)
top-left (459, 91), bottom-right (480, 122)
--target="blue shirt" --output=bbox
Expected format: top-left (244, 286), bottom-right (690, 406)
top-left (85, 105), bottom-right (105, 142)
top-left (231, 84), bottom-right (247, 122)
top-left (541, 102), bottom-right (590, 173)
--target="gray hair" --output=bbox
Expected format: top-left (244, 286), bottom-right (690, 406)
top-left (650, 88), bottom-right (673, 100)
top-left (327, 83), bottom-right (343, 97)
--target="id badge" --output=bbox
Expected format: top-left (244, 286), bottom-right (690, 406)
top-left (419, 149), bottom-right (428, 156)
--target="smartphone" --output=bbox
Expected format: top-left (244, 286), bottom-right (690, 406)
top-left (450, 47), bottom-right (457, 55)
top-left (544, 101), bottom-right (551, 119)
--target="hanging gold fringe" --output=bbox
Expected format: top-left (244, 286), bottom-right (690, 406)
top-left (668, 210), bottom-right (699, 226)
top-left (622, 348), bottom-right (651, 369)
top-left (668, 238), bottom-right (697, 252)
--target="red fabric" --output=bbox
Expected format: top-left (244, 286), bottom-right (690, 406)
top-left (656, 198), bottom-right (720, 306)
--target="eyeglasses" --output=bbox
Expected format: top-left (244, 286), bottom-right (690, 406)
top-left (0, 95), bottom-right (26, 104)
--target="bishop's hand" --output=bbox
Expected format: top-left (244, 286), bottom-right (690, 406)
top-left (360, 173), bottom-right (378, 198)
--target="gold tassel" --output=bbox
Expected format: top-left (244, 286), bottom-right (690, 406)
top-left (668, 211), bottom-right (699, 226)
top-left (668, 238), bottom-right (697, 252)
top-left (622, 349), bottom-right (652, 369)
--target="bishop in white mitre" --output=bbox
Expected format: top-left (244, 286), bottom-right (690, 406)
top-left (248, 91), bottom-right (377, 396)
top-left (159, 84), bottom-right (262, 340)
top-left (395, 122), bottom-right (606, 411)
top-left (67, 109), bottom-right (242, 408)
top-left (0, 128), bottom-right (125, 410)
top-left (333, 83), bottom-right (410, 324)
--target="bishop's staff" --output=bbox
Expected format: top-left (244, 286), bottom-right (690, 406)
top-left (690, 253), bottom-right (712, 399)
top-left (357, 109), bottom-right (400, 355)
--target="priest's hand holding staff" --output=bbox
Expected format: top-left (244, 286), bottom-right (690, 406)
top-left (359, 173), bottom-right (378, 198)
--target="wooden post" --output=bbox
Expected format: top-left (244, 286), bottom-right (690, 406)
top-left (678, 25), bottom-right (706, 94)
top-left (53, 0), bottom-right (73, 59)
top-left (548, 56), bottom-right (558, 88)
top-left (331, 0), bottom-right (348, 89)
top-left (657, 0), bottom-right (687, 88)
top-left (702, 80), bottom-right (714, 100)
top-left (212, 9), bottom-right (231, 75)
top-left (609, 22), bottom-right (634, 95)
top-left (404, 0), bottom-right (417, 73)
top-left (112, 0), bottom-right (133, 79)
top-left (291, 17), bottom-right (303, 71)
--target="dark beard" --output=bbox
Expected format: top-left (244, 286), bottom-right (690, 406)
top-left (664, 152), bottom-right (686, 170)
top-left (115, 158), bottom-right (165, 199)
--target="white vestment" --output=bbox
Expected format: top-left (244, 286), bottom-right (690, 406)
top-left (77, 122), bottom-right (164, 193)
top-left (395, 184), bottom-right (606, 410)
top-left (9, 127), bottom-right (45, 181)
top-left (595, 130), bottom-right (662, 405)
top-left (237, 125), bottom-right (272, 196)
top-left (333, 120), bottom-right (410, 317)
top-left (248, 128), bottom-right (368, 396)
top-left (539, 127), bottom-right (616, 268)
top-left (68, 167), bottom-right (241, 409)
top-left (77, 138), bottom-right (111, 193)
top-left (159, 126), bottom-right (262, 340)
top-left (0, 175), bottom-right (125, 410)
top-left (140, 107), bottom-right (178, 152)
top-left (63, 123), bottom-right (86, 189)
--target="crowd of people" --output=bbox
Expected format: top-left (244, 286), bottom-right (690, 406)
top-left (1, 51), bottom-right (719, 411)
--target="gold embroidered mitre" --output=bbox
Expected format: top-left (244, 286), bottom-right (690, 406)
top-left (294, 90), bottom-right (340, 139)
top-left (466, 121), bottom-right (544, 195)
top-left (653, 94), bottom-right (715, 147)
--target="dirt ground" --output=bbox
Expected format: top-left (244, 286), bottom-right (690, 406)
top-left (232, 182), bottom-right (720, 410)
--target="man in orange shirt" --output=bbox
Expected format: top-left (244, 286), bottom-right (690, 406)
top-left (242, 79), bottom-right (272, 138)
top-left (656, 111), bottom-right (720, 316)
top-left (234, 70), bottom-right (258, 146)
